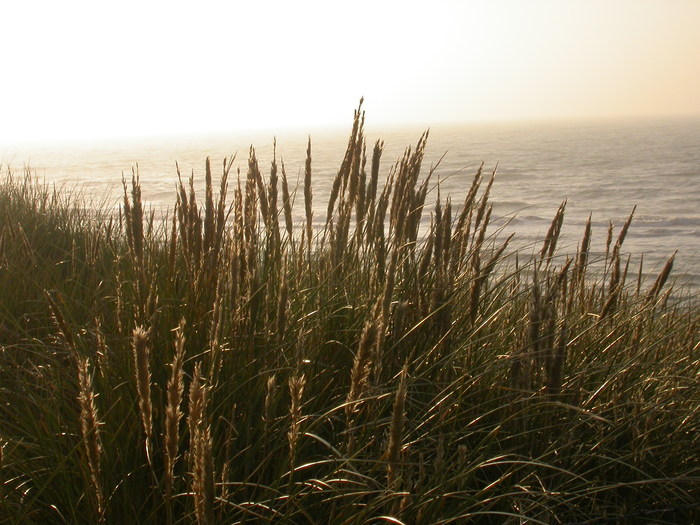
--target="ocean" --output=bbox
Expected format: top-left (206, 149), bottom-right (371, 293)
top-left (3, 117), bottom-right (700, 290)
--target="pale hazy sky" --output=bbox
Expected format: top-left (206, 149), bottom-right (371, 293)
top-left (2, 0), bottom-right (699, 143)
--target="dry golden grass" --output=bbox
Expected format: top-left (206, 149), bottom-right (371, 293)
top-left (0, 105), bottom-right (698, 523)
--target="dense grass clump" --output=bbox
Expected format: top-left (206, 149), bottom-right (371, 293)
top-left (1, 105), bottom-right (699, 524)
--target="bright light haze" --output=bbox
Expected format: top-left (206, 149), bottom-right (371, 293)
top-left (2, 0), bottom-right (699, 144)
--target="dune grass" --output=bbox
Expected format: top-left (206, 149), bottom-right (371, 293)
top-left (1, 104), bottom-right (699, 524)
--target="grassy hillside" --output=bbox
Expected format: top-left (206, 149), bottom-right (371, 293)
top-left (1, 106), bottom-right (698, 524)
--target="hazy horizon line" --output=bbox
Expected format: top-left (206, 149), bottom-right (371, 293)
top-left (4, 112), bottom-right (700, 150)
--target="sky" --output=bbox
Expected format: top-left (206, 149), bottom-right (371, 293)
top-left (2, 0), bottom-right (699, 144)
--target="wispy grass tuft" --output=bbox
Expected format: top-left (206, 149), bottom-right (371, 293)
top-left (0, 104), bottom-right (698, 523)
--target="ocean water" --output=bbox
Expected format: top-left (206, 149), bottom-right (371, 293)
top-left (3, 117), bottom-right (700, 290)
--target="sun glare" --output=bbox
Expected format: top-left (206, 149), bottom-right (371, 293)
top-left (1, 0), bottom-right (698, 144)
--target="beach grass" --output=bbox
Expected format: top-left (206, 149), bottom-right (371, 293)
top-left (1, 104), bottom-right (699, 523)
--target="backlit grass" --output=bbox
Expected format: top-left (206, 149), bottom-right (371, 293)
top-left (1, 104), bottom-right (698, 523)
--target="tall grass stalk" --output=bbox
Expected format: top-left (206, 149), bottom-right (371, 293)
top-left (0, 105), bottom-right (698, 523)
